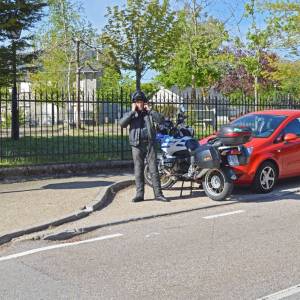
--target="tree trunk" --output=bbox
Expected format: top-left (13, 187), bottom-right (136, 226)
top-left (76, 39), bottom-right (81, 129)
top-left (201, 87), bottom-right (209, 110)
top-left (191, 74), bottom-right (196, 101)
top-left (135, 68), bottom-right (142, 91)
top-left (254, 75), bottom-right (258, 110)
top-left (67, 60), bottom-right (71, 102)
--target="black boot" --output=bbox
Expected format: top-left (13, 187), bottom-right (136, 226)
top-left (155, 194), bottom-right (169, 202)
top-left (132, 195), bottom-right (144, 203)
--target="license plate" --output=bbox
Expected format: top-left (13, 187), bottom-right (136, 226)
top-left (228, 155), bottom-right (239, 166)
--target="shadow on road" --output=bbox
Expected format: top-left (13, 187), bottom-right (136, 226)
top-left (155, 176), bottom-right (300, 203)
top-left (42, 180), bottom-right (115, 190)
top-left (0, 180), bottom-right (115, 194)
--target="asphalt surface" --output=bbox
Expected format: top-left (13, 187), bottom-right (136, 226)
top-left (1, 189), bottom-right (300, 299)
top-left (0, 171), bottom-right (133, 235)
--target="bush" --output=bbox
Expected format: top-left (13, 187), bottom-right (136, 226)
top-left (0, 110), bottom-right (25, 128)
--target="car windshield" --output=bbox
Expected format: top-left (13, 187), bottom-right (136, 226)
top-left (232, 114), bottom-right (286, 138)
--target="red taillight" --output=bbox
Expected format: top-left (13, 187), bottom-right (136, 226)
top-left (230, 149), bottom-right (241, 155)
top-left (223, 132), bottom-right (252, 138)
top-left (223, 132), bottom-right (240, 137)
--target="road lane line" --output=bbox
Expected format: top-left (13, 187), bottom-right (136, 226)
top-left (203, 210), bottom-right (245, 219)
top-left (257, 284), bottom-right (300, 300)
top-left (145, 232), bottom-right (160, 238)
top-left (0, 233), bottom-right (123, 263)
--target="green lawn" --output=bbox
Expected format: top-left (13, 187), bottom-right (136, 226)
top-left (0, 126), bottom-right (212, 167)
top-left (0, 135), bottom-right (132, 167)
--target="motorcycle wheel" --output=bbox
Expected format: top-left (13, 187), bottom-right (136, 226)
top-left (144, 163), bottom-right (176, 189)
top-left (202, 168), bottom-right (233, 201)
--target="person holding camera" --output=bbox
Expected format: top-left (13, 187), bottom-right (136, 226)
top-left (119, 90), bottom-right (169, 203)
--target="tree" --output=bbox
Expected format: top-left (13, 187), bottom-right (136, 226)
top-left (101, 0), bottom-right (179, 91)
top-left (156, 1), bottom-right (229, 100)
top-left (0, 0), bottom-right (46, 87)
top-left (241, 0), bottom-right (273, 106)
top-left (216, 49), bottom-right (278, 100)
top-left (270, 60), bottom-right (300, 98)
top-left (31, 0), bottom-right (97, 129)
top-left (265, 1), bottom-right (300, 56)
top-left (94, 45), bottom-right (121, 95)
top-left (31, 0), bottom-right (96, 96)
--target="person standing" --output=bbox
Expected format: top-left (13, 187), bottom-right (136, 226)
top-left (120, 90), bottom-right (169, 202)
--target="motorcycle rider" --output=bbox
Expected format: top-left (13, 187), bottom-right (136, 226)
top-left (119, 90), bottom-right (169, 202)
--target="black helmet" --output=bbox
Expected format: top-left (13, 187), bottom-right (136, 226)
top-left (131, 90), bottom-right (148, 103)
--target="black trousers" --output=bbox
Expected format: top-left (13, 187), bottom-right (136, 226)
top-left (131, 142), bottom-right (162, 197)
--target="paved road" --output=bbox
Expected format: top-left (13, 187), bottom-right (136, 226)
top-left (0, 191), bottom-right (300, 299)
top-left (20, 177), bottom-right (300, 241)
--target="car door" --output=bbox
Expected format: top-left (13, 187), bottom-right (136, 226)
top-left (276, 117), bottom-right (300, 177)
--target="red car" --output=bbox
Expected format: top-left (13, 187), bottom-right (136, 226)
top-left (200, 110), bottom-right (300, 193)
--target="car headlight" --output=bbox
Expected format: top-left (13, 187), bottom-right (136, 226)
top-left (246, 146), bottom-right (254, 156)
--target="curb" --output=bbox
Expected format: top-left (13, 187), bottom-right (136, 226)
top-left (0, 179), bottom-right (135, 246)
top-left (0, 160), bottom-right (133, 183)
top-left (42, 186), bottom-right (300, 242)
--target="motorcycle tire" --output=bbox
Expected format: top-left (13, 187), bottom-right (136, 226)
top-left (144, 163), bottom-right (176, 190)
top-left (202, 168), bottom-right (233, 201)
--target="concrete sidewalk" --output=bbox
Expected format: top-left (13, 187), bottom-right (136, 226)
top-left (0, 171), bottom-right (133, 237)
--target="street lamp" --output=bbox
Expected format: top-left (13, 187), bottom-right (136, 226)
top-left (9, 3), bottom-right (22, 140)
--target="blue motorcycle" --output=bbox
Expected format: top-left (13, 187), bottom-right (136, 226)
top-left (144, 112), bottom-right (250, 201)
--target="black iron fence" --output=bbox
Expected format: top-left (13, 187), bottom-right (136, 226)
top-left (0, 89), bottom-right (299, 167)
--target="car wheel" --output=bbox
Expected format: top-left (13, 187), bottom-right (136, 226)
top-left (252, 161), bottom-right (278, 193)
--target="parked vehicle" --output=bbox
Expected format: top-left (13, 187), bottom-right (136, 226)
top-left (200, 110), bottom-right (300, 193)
top-left (144, 111), bottom-right (251, 201)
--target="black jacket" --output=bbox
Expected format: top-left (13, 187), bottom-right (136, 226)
top-left (119, 109), bottom-right (164, 146)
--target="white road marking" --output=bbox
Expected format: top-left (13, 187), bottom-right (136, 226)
top-left (203, 210), bottom-right (245, 219)
top-left (145, 232), bottom-right (160, 238)
top-left (0, 233), bottom-right (123, 263)
top-left (257, 284), bottom-right (300, 300)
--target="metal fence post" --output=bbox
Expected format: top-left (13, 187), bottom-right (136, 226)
top-left (120, 88), bottom-right (124, 161)
top-left (214, 96), bottom-right (218, 132)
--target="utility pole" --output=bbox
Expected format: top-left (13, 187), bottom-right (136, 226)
top-left (76, 38), bottom-right (81, 129)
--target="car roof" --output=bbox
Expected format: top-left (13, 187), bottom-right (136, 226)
top-left (248, 109), bottom-right (300, 117)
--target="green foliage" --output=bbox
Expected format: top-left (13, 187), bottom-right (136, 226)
top-left (0, 0), bottom-right (47, 87)
top-left (101, 0), bottom-right (180, 90)
top-left (31, 0), bottom-right (96, 94)
top-left (271, 60), bottom-right (300, 97)
top-left (0, 109), bottom-right (25, 129)
top-left (265, 1), bottom-right (300, 55)
top-left (98, 67), bottom-right (121, 95)
top-left (156, 3), bottom-right (229, 94)
top-left (237, 0), bottom-right (274, 103)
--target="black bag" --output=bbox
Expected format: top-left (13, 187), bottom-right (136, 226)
top-left (217, 125), bottom-right (252, 146)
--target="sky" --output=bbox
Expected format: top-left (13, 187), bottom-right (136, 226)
top-left (82, 0), bottom-right (126, 31)
top-left (82, 0), bottom-right (250, 36)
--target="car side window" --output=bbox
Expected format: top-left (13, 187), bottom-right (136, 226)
top-left (284, 118), bottom-right (300, 136)
top-left (275, 118), bottom-right (300, 143)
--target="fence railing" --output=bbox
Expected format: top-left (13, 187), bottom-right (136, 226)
top-left (0, 89), bottom-right (299, 167)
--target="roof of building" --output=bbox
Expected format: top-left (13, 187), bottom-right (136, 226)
top-left (81, 63), bottom-right (103, 75)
